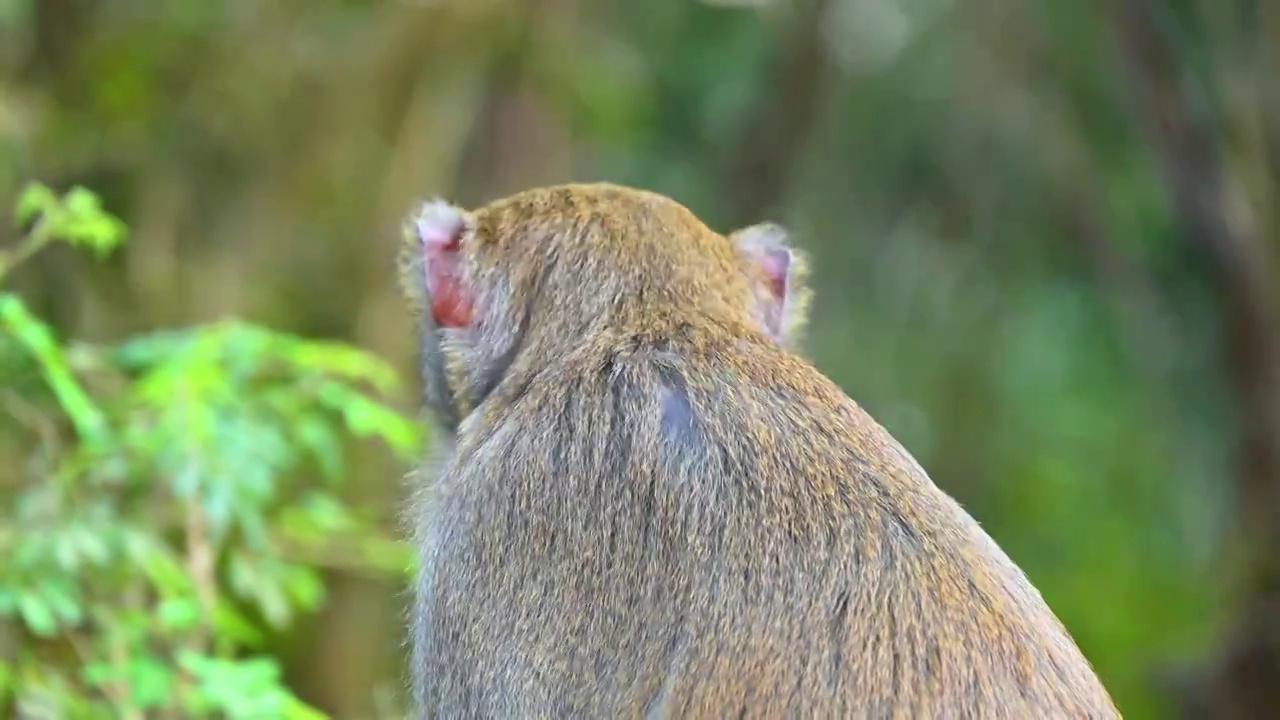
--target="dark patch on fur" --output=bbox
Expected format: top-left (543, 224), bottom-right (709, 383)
top-left (888, 504), bottom-right (920, 545)
top-left (830, 588), bottom-right (850, 684)
top-left (604, 355), bottom-right (637, 483)
top-left (470, 307), bottom-right (531, 410)
top-left (656, 364), bottom-right (698, 452)
top-left (469, 268), bottom-right (545, 412)
top-left (418, 312), bottom-right (461, 433)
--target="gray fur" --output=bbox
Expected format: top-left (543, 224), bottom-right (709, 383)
top-left (402, 184), bottom-right (1118, 719)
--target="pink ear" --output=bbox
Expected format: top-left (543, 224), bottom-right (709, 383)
top-left (732, 223), bottom-right (795, 343)
top-left (756, 245), bottom-right (791, 305)
top-left (413, 200), bottom-right (474, 329)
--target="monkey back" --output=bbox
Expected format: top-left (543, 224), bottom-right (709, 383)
top-left (400, 184), bottom-right (1119, 719)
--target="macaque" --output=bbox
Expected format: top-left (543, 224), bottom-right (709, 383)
top-left (398, 183), bottom-right (1118, 718)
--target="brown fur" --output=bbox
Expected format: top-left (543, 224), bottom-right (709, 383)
top-left (398, 183), bottom-right (1119, 718)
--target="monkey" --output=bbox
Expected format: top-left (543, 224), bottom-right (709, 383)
top-left (397, 182), bottom-right (1119, 719)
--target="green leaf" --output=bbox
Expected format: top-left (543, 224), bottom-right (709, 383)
top-left (315, 382), bottom-right (421, 459)
top-left (157, 598), bottom-right (202, 631)
top-left (211, 601), bottom-right (267, 648)
top-left (14, 182), bottom-right (57, 226)
top-left (178, 652), bottom-right (312, 718)
top-left (127, 655), bottom-right (175, 708)
top-left (292, 414), bottom-right (342, 482)
top-left (0, 293), bottom-right (109, 444)
top-left (53, 186), bottom-right (127, 257)
top-left (83, 661), bottom-right (122, 687)
top-left (110, 328), bottom-right (196, 368)
top-left (17, 593), bottom-right (57, 637)
top-left (125, 533), bottom-right (192, 597)
top-left (228, 556), bottom-right (292, 628)
top-left (360, 536), bottom-right (414, 575)
top-left (40, 581), bottom-right (84, 626)
top-left (268, 333), bottom-right (401, 393)
top-left (283, 493), bottom-right (354, 536)
top-left (281, 696), bottom-right (331, 720)
top-left (280, 565), bottom-right (324, 612)
top-left (70, 526), bottom-right (110, 566)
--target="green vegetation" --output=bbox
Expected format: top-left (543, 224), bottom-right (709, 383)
top-left (0, 185), bottom-right (420, 718)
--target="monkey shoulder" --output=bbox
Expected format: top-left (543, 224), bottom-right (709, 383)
top-left (429, 342), bottom-right (1116, 717)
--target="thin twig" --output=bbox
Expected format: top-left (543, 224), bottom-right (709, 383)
top-left (0, 217), bottom-right (53, 283)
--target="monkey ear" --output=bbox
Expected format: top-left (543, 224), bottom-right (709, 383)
top-left (411, 198), bottom-right (475, 329)
top-left (730, 222), bottom-right (813, 348)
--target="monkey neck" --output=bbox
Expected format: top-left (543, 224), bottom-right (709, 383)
top-left (467, 311), bottom-right (758, 426)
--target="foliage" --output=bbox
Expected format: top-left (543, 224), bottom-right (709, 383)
top-left (0, 184), bottom-right (422, 718)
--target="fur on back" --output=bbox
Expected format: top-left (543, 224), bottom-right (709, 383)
top-left (411, 326), bottom-right (1114, 718)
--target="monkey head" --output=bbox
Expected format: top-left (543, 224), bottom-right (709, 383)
top-left (397, 183), bottom-right (812, 435)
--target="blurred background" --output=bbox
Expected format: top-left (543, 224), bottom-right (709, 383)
top-left (1, 0), bottom-right (1277, 717)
